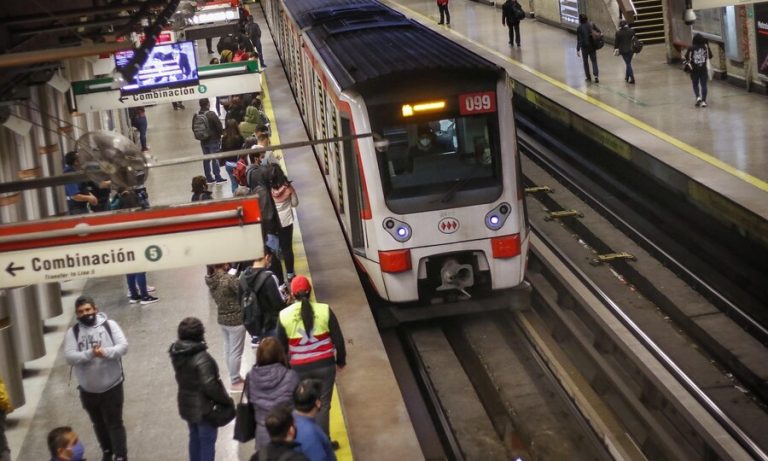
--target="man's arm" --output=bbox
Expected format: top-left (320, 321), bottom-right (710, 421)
top-left (64, 328), bottom-right (94, 365)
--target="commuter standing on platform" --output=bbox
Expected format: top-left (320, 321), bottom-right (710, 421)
top-left (250, 405), bottom-right (309, 461)
top-left (129, 106), bottom-right (149, 152)
top-left (270, 164), bottom-right (299, 284)
top-left (277, 276), bottom-right (346, 437)
top-left (64, 296), bottom-right (129, 461)
top-left (63, 151), bottom-right (98, 215)
top-left (240, 247), bottom-right (286, 346)
top-left (0, 377), bottom-right (12, 461)
top-left (437, 0), bottom-right (450, 25)
top-left (501, 0), bottom-right (525, 47)
top-left (169, 317), bottom-right (234, 461)
top-left (686, 33), bottom-right (713, 107)
top-left (246, 16), bottom-right (267, 68)
top-left (115, 188), bottom-right (159, 306)
top-left (614, 20), bottom-right (636, 84)
top-left (191, 176), bottom-right (214, 202)
top-left (47, 427), bottom-right (86, 461)
top-left (193, 98), bottom-right (226, 185)
top-left (221, 119), bottom-right (245, 193)
top-left (576, 13), bottom-right (601, 83)
top-left (205, 262), bottom-right (247, 392)
top-left (292, 380), bottom-right (336, 461)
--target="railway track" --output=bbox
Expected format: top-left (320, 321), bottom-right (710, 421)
top-left (382, 118), bottom-right (768, 460)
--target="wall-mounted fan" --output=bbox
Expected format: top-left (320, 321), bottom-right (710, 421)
top-left (75, 131), bottom-right (148, 188)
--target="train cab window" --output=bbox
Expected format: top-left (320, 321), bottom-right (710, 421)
top-left (373, 114), bottom-right (502, 213)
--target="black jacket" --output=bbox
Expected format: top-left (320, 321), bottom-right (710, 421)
top-left (250, 441), bottom-right (309, 461)
top-left (502, 0), bottom-right (523, 25)
top-left (169, 340), bottom-right (232, 423)
top-left (240, 266), bottom-right (285, 336)
top-left (614, 26), bottom-right (635, 54)
top-left (576, 21), bottom-right (601, 52)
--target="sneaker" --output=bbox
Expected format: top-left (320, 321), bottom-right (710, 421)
top-left (700, 101), bottom-right (707, 107)
top-left (250, 336), bottom-right (260, 348)
top-left (127, 286), bottom-right (155, 298)
top-left (206, 179), bottom-right (215, 185)
top-left (101, 451), bottom-right (113, 461)
top-left (585, 76), bottom-right (591, 82)
top-left (215, 178), bottom-right (228, 183)
top-left (695, 97), bottom-right (702, 107)
top-left (129, 296), bottom-right (141, 304)
top-left (140, 296), bottom-right (159, 305)
top-left (594, 77), bottom-right (599, 83)
top-left (330, 440), bottom-right (340, 450)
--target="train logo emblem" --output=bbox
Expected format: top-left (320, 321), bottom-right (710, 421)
top-left (438, 217), bottom-right (460, 234)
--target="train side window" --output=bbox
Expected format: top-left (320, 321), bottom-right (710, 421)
top-left (341, 116), bottom-right (366, 251)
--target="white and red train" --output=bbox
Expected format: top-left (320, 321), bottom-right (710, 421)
top-left (262, 0), bottom-right (528, 304)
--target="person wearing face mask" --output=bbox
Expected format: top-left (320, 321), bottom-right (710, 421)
top-left (64, 296), bottom-right (129, 461)
top-left (408, 125), bottom-right (441, 171)
top-left (48, 426), bottom-right (86, 461)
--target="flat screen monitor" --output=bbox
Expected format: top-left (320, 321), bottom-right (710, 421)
top-left (115, 41), bottom-right (199, 95)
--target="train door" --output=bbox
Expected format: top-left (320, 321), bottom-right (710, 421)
top-left (341, 115), bottom-right (366, 254)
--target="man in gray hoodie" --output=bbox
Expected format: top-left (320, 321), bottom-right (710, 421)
top-left (64, 295), bottom-right (129, 461)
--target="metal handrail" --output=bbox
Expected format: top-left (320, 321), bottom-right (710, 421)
top-left (0, 208), bottom-right (243, 245)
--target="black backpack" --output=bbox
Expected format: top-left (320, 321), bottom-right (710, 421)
top-left (590, 25), bottom-right (605, 50)
top-left (240, 270), bottom-right (271, 336)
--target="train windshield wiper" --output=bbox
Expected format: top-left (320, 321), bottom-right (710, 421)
top-left (438, 164), bottom-right (483, 203)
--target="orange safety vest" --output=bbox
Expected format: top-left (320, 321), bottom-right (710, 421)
top-left (279, 301), bottom-right (335, 367)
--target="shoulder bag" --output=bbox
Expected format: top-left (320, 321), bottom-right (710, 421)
top-left (233, 376), bottom-right (256, 442)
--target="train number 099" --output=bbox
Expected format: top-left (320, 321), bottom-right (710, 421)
top-left (459, 92), bottom-right (496, 115)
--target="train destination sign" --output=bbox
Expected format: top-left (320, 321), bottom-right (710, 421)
top-left (0, 225), bottom-right (260, 289)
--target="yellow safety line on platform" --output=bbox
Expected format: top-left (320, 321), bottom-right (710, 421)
top-left (261, 73), bottom-right (353, 461)
top-left (390, 1), bottom-right (768, 194)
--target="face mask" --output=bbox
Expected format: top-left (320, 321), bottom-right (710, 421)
top-left (69, 440), bottom-right (85, 461)
top-left (419, 138), bottom-right (431, 148)
top-left (79, 314), bottom-right (97, 327)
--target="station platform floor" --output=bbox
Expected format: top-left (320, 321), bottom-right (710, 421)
top-left (385, 0), bottom-right (768, 219)
top-left (4, 5), bottom-right (420, 459)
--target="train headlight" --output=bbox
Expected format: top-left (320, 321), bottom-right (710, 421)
top-left (485, 202), bottom-right (511, 231)
top-left (383, 217), bottom-right (412, 242)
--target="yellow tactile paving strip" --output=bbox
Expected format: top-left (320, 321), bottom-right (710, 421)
top-left (261, 73), bottom-right (353, 461)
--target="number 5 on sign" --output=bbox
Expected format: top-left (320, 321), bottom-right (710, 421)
top-left (459, 91), bottom-right (496, 115)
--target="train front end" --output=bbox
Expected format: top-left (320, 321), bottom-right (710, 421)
top-left (359, 74), bottom-right (528, 304)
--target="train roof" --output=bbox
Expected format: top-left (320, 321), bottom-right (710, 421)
top-left (283, 0), bottom-right (502, 92)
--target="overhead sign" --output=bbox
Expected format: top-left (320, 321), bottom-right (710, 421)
top-left (72, 62), bottom-right (261, 112)
top-left (0, 199), bottom-right (262, 289)
top-left (693, 0), bottom-right (759, 9)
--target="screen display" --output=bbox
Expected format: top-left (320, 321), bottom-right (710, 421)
top-left (115, 41), bottom-right (199, 94)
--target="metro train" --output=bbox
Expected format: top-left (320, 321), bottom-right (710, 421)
top-left (262, 0), bottom-right (529, 304)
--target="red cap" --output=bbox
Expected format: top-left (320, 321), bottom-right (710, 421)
top-left (290, 275), bottom-right (311, 296)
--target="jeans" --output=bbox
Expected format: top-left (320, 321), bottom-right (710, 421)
top-left (187, 421), bottom-right (217, 461)
top-left (507, 22), bottom-right (520, 45)
top-left (296, 365), bottom-right (336, 436)
top-left (621, 52), bottom-right (634, 81)
top-left (691, 70), bottom-right (708, 101)
top-left (438, 3), bottom-right (450, 23)
top-left (201, 140), bottom-right (223, 182)
top-left (225, 161), bottom-right (238, 193)
top-left (277, 224), bottom-right (295, 277)
top-left (133, 115), bottom-right (148, 150)
top-left (582, 49), bottom-right (599, 78)
top-left (220, 324), bottom-right (246, 384)
top-left (79, 382), bottom-right (127, 459)
top-left (126, 272), bottom-right (149, 298)
top-left (0, 410), bottom-right (10, 461)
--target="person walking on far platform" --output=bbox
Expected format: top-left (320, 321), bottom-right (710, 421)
top-left (614, 20), bottom-right (636, 84)
top-left (502, 0), bottom-right (525, 47)
top-left (64, 296), bottom-right (129, 461)
top-left (686, 33), bottom-right (713, 107)
top-left (246, 15), bottom-right (266, 68)
top-left (576, 13), bottom-right (601, 83)
top-left (437, 0), bottom-right (450, 25)
top-left (277, 276), bottom-right (346, 437)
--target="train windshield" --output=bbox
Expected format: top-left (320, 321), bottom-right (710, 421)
top-left (372, 113), bottom-right (502, 213)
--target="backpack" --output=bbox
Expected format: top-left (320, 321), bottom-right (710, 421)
top-left (240, 270), bottom-right (271, 336)
top-left (590, 26), bottom-right (604, 50)
top-left (192, 112), bottom-right (213, 141)
top-left (631, 35), bottom-right (643, 54)
top-left (233, 159), bottom-right (248, 186)
top-left (513, 3), bottom-right (526, 20)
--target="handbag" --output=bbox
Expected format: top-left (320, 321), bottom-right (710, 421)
top-left (682, 59), bottom-right (693, 73)
top-left (631, 35), bottom-right (643, 54)
top-left (205, 395), bottom-right (236, 427)
top-left (233, 377), bottom-right (256, 443)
